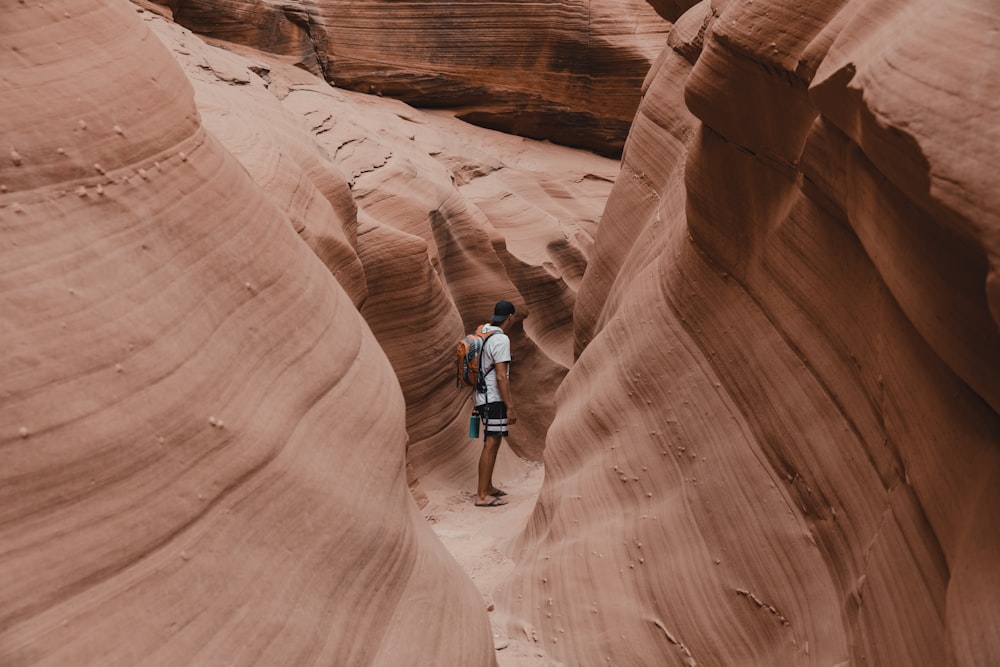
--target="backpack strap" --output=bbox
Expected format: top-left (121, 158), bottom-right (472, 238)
top-left (476, 325), bottom-right (499, 393)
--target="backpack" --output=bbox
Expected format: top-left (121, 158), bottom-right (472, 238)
top-left (456, 324), bottom-right (498, 392)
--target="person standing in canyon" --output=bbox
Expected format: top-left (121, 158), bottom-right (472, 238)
top-left (474, 300), bottom-right (518, 507)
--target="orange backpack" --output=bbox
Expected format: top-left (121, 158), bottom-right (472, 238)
top-left (456, 324), bottom-right (498, 392)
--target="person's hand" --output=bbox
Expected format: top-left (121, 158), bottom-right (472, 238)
top-left (507, 407), bottom-right (518, 425)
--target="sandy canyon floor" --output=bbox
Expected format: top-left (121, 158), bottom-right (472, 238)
top-left (5, 1), bottom-right (998, 665)
top-left (423, 450), bottom-right (548, 666)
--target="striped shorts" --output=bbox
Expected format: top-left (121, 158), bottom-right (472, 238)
top-left (477, 402), bottom-right (509, 439)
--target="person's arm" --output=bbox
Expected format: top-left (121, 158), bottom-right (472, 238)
top-left (494, 361), bottom-right (517, 424)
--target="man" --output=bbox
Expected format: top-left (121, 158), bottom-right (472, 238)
top-left (474, 300), bottom-right (518, 507)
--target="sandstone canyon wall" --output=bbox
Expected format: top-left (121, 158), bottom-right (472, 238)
top-left (3, 0), bottom-right (998, 666)
top-left (1, 1), bottom-right (611, 664)
top-left (155, 0), bottom-right (671, 157)
top-left (500, 0), bottom-right (1000, 665)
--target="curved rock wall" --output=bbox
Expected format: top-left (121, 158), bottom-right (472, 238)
top-left (159, 0), bottom-right (670, 156)
top-left (5, 0), bottom-right (997, 665)
top-left (501, 0), bottom-right (1000, 665)
top-left (154, 0), bottom-right (331, 77)
top-left (3, 2), bottom-right (618, 663)
top-left (0, 2), bottom-right (497, 664)
top-left (142, 2), bottom-right (616, 469)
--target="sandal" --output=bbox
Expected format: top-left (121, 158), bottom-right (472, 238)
top-left (475, 497), bottom-right (508, 508)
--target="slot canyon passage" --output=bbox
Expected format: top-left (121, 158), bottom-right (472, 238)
top-left (1, 0), bottom-right (998, 665)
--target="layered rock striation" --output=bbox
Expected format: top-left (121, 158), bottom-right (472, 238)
top-left (4, 0), bottom-right (998, 665)
top-left (2, 1), bottom-right (614, 663)
top-left (0, 2), bottom-right (562, 664)
top-left (501, 0), bottom-right (1000, 665)
top-left (158, 0), bottom-right (670, 156)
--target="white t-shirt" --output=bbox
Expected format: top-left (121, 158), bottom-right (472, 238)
top-left (474, 324), bottom-right (511, 406)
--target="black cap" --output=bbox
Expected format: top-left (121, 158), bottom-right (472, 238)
top-left (489, 300), bottom-right (516, 323)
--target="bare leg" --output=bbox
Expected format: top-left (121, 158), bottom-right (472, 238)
top-left (476, 434), bottom-right (506, 505)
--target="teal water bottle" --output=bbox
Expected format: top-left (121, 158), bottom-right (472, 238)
top-left (468, 412), bottom-right (480, 438)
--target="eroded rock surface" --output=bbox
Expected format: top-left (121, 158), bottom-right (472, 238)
top-left (500, 0), bottom-right (1000, 665)
top-left (3, 0), bottom-right (998, 666)
top-left (1, 1), bottom-right (609, 664)
top-left (158, 0), bottom-right (670, 156)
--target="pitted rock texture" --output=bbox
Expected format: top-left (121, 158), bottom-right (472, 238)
top-left (2, 3), bottom-right (493, 666)
top-left (1, 1), bottom-right (609, 664)
top-left (499, 0), bottom-right (1000, 665)
top-left (3, 0), bottom-right (998, 666)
